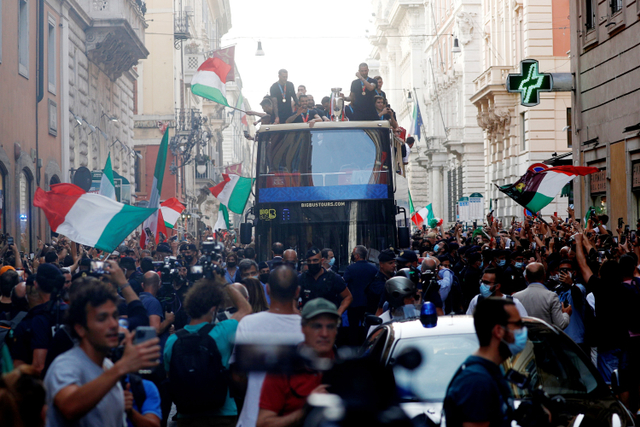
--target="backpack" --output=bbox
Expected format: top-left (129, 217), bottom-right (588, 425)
top-left (169, 323), bottom-right (229, 414)
top-left (128, 374), bottom-right (147, 412)
top-left (0, 311), bottom-right (28, 352)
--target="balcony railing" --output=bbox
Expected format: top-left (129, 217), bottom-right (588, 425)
top-left (174, 11), bottom-right (191, 40)
top-left (473, 66), bottom-right (513, 94)
top-left (80, 0), bottom-right (149, 79)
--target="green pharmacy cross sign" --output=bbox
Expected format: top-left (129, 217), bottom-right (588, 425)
top-left (506, 59), bottom-right (553, 107)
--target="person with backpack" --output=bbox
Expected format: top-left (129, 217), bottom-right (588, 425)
top-left (11, 263), bottom-right (66, 376)
top-left (163, 276), bottom-right (252, 427)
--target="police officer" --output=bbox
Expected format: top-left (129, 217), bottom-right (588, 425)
top-left (370, 249), bottom-right (396, 316)
top-left (444, 297), bottom-right (528, 427)
top-left (298, 248), bottom-right (353, 316)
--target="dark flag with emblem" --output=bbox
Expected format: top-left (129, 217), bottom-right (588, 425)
top-left (497, 165), bottom-right (598, 213)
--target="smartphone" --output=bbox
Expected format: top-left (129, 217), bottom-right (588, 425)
top-left (505, 369), bottom-right (530, 390)
top-left (554, 212), bottom-right (558, 217)
top-left (619, 218), bottom-right (624, 228)
top-left (613, 237), bottom-right (619, 244)
top-left (243, 130), bottom-right (250, 137)
top-left (145, 227), bottom-right (152, 236)
top-left (510, 241), bottom-right (515, 249)
top-left (90, 261), bottom-right (106, 274)
top-left (7, 236), bottom-right (13, 246)
top-left (632, 231), bottom-right (637, 242)
top-left (29, 253), bottom-right (34, 260)
top-left (190, 265), bottom-right (203, 275)
top-left (625, 225), bottom-right (630, 234)
top-left (134, 326), bottom-right (157, 345)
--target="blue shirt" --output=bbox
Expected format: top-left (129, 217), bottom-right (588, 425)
top-left (164, 320), bottom-right (239, 417)
top-left (139, 292), bottom-right (168, 351)
top-left (126, 375), bottom-right (162, 427)
top-left (557, 284), bottom-right (586, 343)
top-left (343, 261), bottom-right (378, 308)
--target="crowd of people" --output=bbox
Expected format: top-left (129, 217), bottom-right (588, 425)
top-left (1, 202), bottom-right (639, 425)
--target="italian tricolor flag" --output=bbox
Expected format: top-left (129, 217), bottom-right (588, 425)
top-left (34, 184), bottom-right (156, 252)
top-left (236, 93), bottom-right (248, 126)
top-left (160, 197), bottom-right (185, 229)
top-left (499, 165), bottom-right (599, 213)
top-left (209, 174), bottom-right (253, 214)
top-left (99, 153), bottom-right (116, 201)
top-left (191, 57), bottom-right (232, 107)
top-left (412, 203), bottom-right (434, 228)
top-left (141, 129), bottom-right (169, 247)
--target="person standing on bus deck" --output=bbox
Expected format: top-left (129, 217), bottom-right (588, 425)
top-left (270, 69), bottom-right (298, 124)
top-left (298, 248), bottom-right (353, 316)
top-left (343, 63), bottom-right (379, 121)
top-left (286, 95), bottom-right (323, 125)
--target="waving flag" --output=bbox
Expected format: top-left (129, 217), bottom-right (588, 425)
top-left (209, 174), bottom-right (253, 214)
top-left (498, 165), bottom-right (599, 213)
top-left (160, 198), bottom-right (185, 229)
top-left (411, 203), bottom-right (434, 228)
top-left (99, 153), bottom-right (117, 201)
top-left (141, 129), bottom-right (169, 247)
top-left (409, 102), bottom-right (423, 141)
top-left (191, 57), bottom-right (232, 107)
top-left (35, 184), bottom-right (156, 252)
top-left (236, 93), bottom-right (248, 126)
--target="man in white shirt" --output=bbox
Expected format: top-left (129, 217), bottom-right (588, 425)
top-left (231, 266), bottom-right (304, 427)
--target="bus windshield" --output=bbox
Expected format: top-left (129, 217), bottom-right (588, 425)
top-left (257, 129), bottom-right (391, 198)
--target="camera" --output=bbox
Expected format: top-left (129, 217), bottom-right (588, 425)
top-left (189, 241), bottom-right (225, 281)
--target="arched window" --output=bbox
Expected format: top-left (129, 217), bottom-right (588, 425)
top-left (19, 169), bottom-right (33, 252)
top-left (50, 175), bottom-right (60, 186)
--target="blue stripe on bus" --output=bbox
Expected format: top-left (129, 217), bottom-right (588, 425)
top-left (258, 184), bottom-right (389, 203)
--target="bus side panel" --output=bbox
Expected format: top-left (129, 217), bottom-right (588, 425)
top-left (394, 174), bottom-right (410, 227)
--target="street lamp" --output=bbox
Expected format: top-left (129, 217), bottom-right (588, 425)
top-left (196, 155), bottom-right (207, 175)
top-left (451, 37), bottom-right (461, 54)
top-left (255, 40), bottom-right (265, 56)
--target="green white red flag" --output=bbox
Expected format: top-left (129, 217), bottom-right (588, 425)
top-left (99, 153), bottom-right (117, 201)
top-left (209, 174), bottom-right (253, 214)
top-left (191, 57), bottom-right (232, 107)
top-left (141, 129), bottom-right (169, 247)
top-left (35, 184), bottom-right (156, 252)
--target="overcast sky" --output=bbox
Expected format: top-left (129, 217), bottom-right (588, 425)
top-left (222, 0), bottom-right (374, 109)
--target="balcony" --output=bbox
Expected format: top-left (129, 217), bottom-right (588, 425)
top-left (470, 66), bottom-right (513, 103)
top-left (174, 12), bottom-right (192, 41)
top-left (80, 0), bottom-right (149, 80)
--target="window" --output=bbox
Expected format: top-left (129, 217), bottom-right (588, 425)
top-left (585, 0), bottom-right (596, 29)
top-left (611, 0), bottom-right (623, 14)
top-left (47, 16), bottom-right (55, 93)
top-left (18, 0), bottom-right (29, 77)
top-left (19, 170), bottom-right (32, 252)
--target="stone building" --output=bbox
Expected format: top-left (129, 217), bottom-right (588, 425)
top-left (470, 0), bottom-right (572, 220)
top-left (570, 0), bottom-right (640, 223)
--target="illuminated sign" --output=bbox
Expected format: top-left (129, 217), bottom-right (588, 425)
top-left (506, 59), bottom-right (553, 107)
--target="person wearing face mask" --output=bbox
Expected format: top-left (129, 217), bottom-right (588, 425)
top-left (444, 298), bottom-right (528, 427)
top-left (239, 259), bottom-right (270, 306)
top-left (547, 259), bottom-right (587, 352)
top-left (258, 262), bottom-right (271, 286)
top-left (224, 253), bottom-right (239, 284)
top-left (298, 248), bottom-right (353, 316)
top-left (501, 252), bottom-right (527, 295)
top-left (321, 248), bottom-right (338, 273)
top-left (343, 245), bottom-right (378, 345)
top-left (513, 263), bottom-right (571, 329)
top-left (466, 268), bottom-right (528, 317)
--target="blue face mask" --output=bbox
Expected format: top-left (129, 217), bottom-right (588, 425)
top-left (503, 326), bottom-right (528, 356)
top-left (514, 262), bottom-right (524, 269)
top-left (328, 257), bottom-right (335, 267)
top-left (433, 244), bottom-right (440, 253)
top-left (479, 262), bottom-right (484, 269)
top-left (479, 283), bottom-right (494, 298)
top-left (497, 259), bottom-right (506, 267)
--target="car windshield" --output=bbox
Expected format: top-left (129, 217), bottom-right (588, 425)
top-left (390, 324), bottom-right (606, 402)
top-left (392, 334), bottom-right (478, 401)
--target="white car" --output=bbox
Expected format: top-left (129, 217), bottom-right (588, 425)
top-left (362, 315), bottom-right (634, 427)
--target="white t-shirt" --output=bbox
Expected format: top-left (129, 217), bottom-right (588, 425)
top-left (232, 311), bottom-right (304, 427)
top-left (402, 143), bottom-right (411, 164)
top-left (466, 294), bottom-right (529, 317)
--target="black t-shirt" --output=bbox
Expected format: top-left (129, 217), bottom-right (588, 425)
top-left (269, 81), bottom-right (298, 122)
top-left (587, 275), bottom-right (629, 351)
top-left (290, 109), bottom-right (320, 123)
top-left (298, 269), bottom-right (347, 308)
top-left (344, 105), bottom-right (356, 121)
top-left (350, 77), bottom-right (378, 121)
top-left (11, 302), bottom-right (67, 363)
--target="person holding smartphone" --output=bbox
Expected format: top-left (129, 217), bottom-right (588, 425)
top-left (44, 279), bottom-right (160, 427)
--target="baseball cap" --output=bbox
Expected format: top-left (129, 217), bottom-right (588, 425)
top-left (396, 250), bottom-right (418, 263)
top-left (301, 298), bottom-right (339, 321)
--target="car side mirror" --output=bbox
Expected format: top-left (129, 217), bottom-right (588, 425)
top-left (364, 314), bottom-right (382, 327)
top-left (240, 223), bottom-right (253, 245)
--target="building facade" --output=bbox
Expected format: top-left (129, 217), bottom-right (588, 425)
top-left (0, 0), bottom-right (146, 251)
top-left (470, 0), bottom-right (572, 220)
top-left (570, 0), bottom-right (640, 223)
